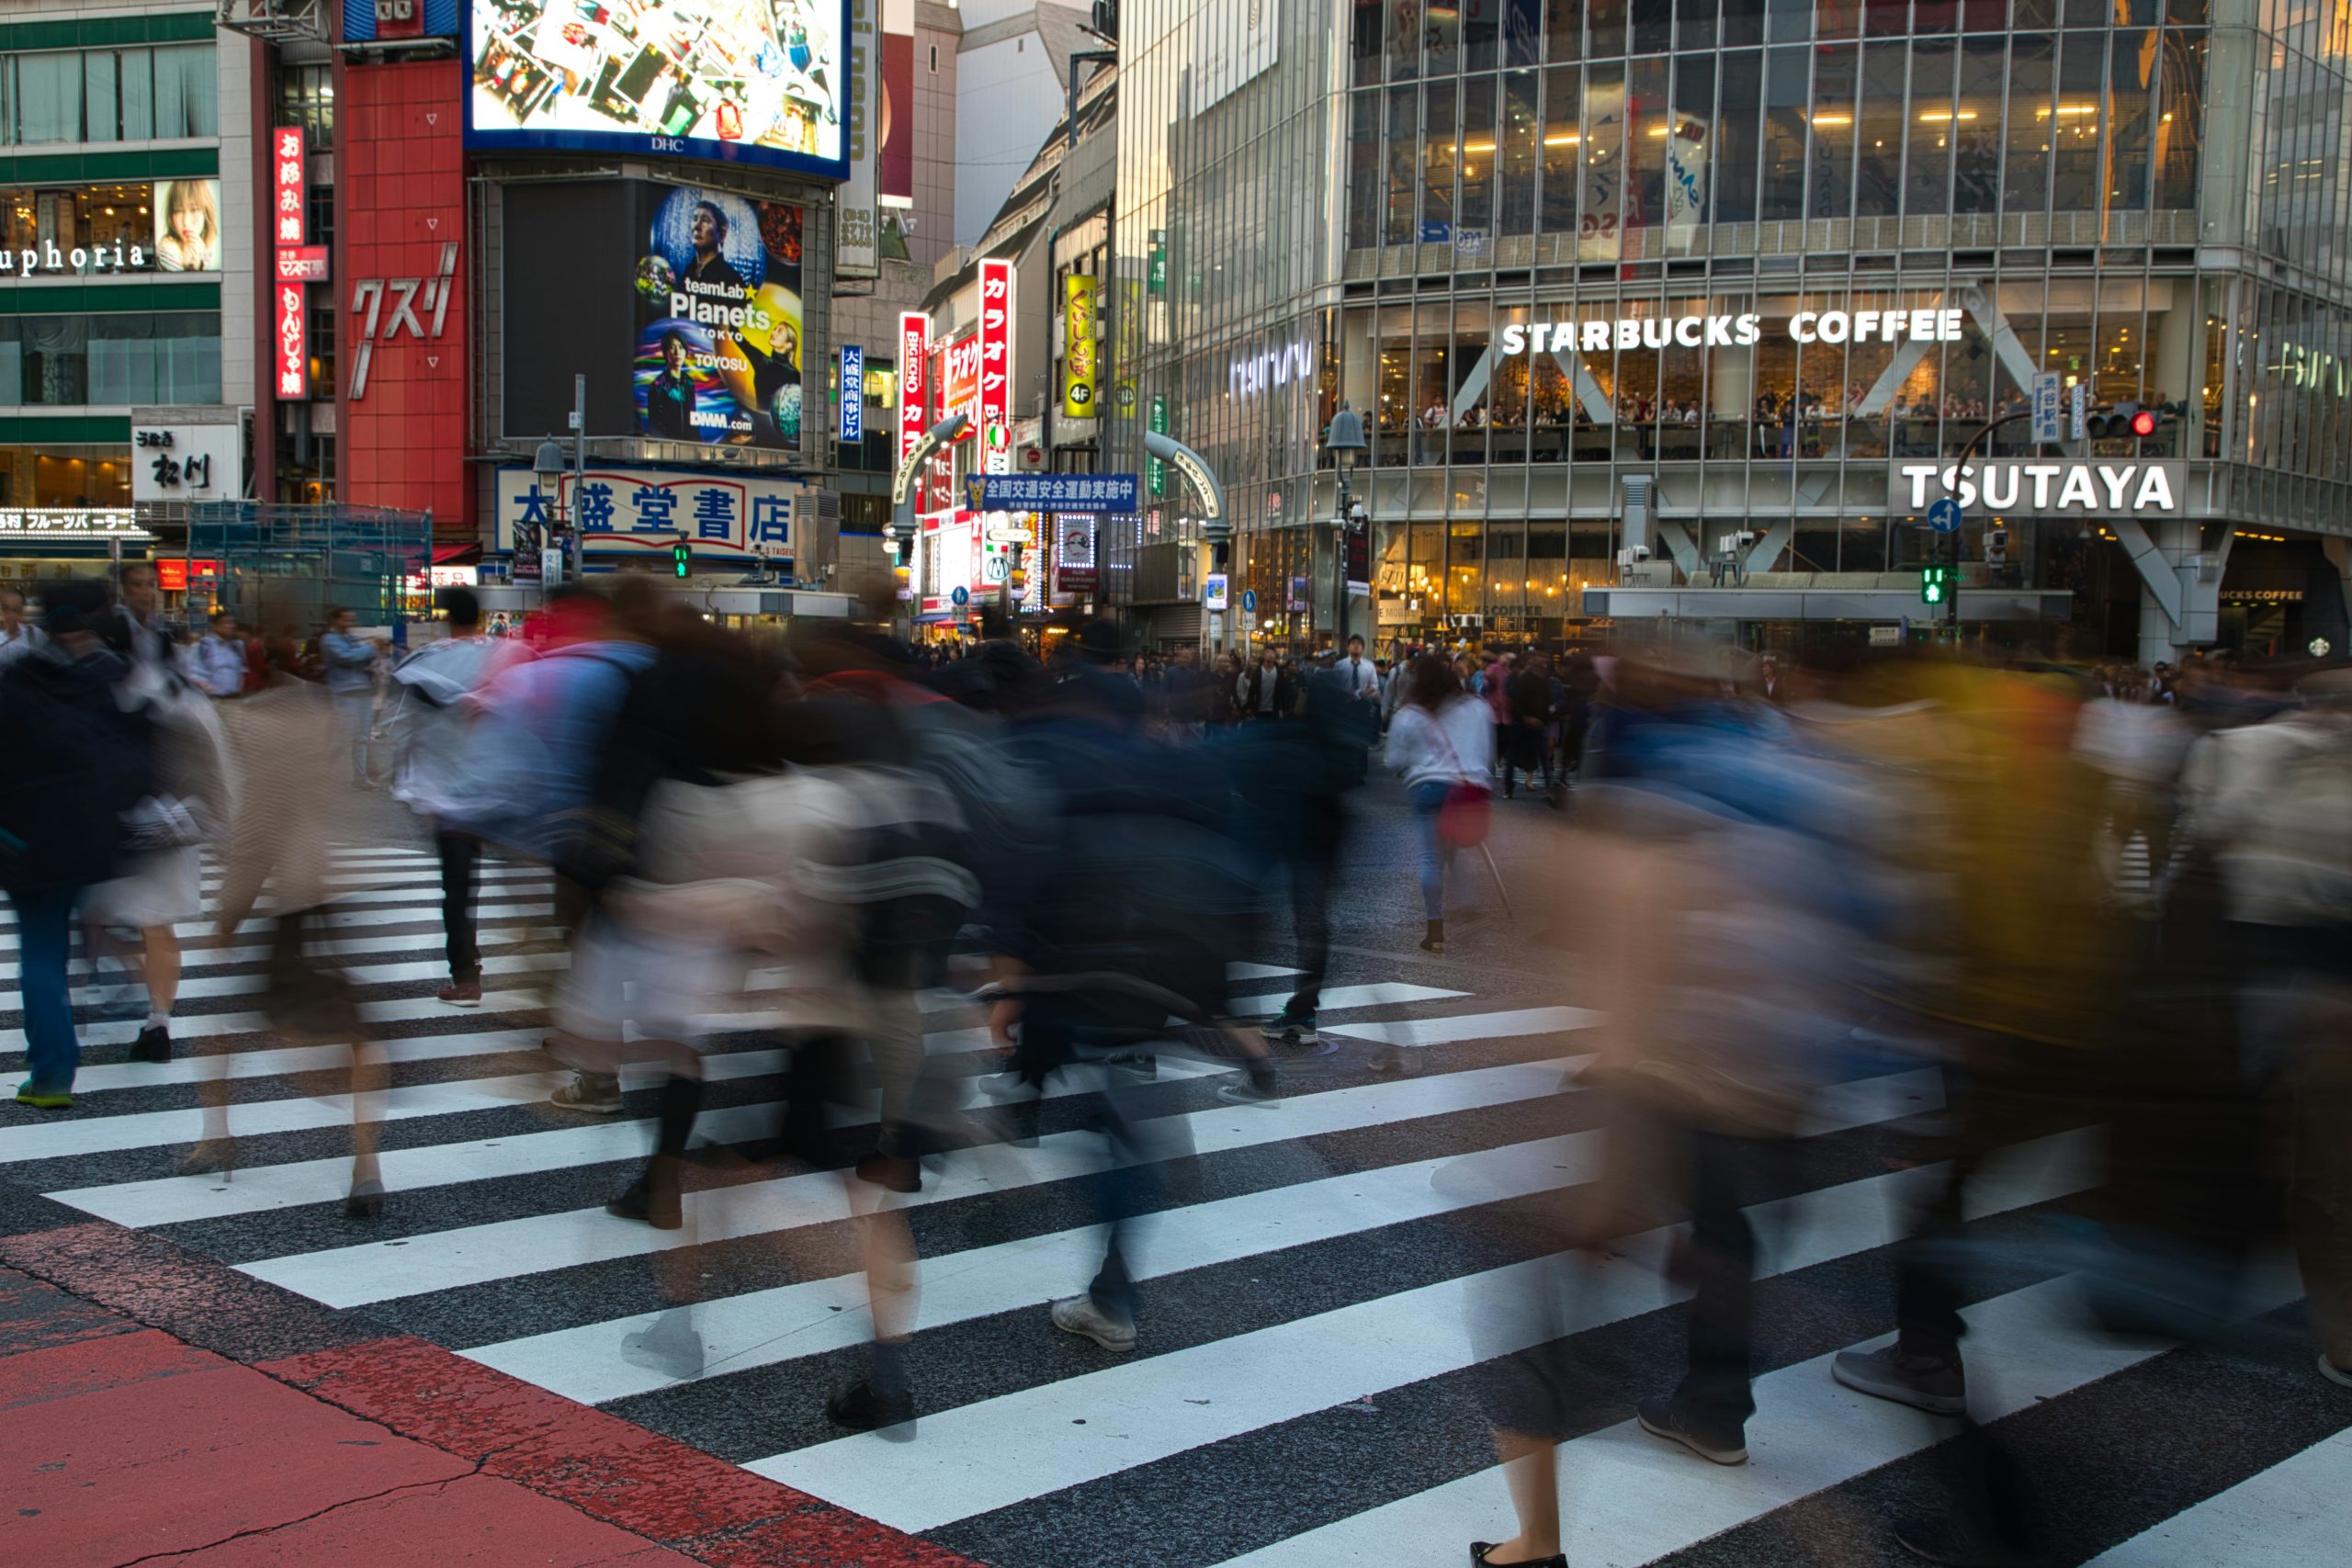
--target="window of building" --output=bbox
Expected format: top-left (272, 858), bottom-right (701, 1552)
top-left (1, 182), bottom-right (163, 268)
top-left (0, 311), bottom-right (221, 407)
top-left (2, 44), bottom-right (217, 144)
top-left (277, 63), bottom-right (335, 152)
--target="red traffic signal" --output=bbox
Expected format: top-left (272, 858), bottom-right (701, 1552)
top-left (2128, 407), bottom-right (2159, 438)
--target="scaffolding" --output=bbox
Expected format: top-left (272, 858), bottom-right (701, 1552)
top-left (185, 502), bottom-right (434, 634)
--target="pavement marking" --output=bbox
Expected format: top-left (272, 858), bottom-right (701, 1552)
top-left (467, 1131), bottom-right (1615, 1404)
top-left (458, 1069), bottom-right (1943, 1405)
top-left (1321, 1005), bottom-right (1606, 1048)
top-left (2075, 1427), bottom-right (2352, 1568)
top-left (747, 1128), bottom-right (2106, 1534)
top-left (1, 928), bottom-right (570, 984)
top-left (235, 1056), bottom-right (1589, 1309)
top-left (1207, 1244), bottom-right (2301, 1567)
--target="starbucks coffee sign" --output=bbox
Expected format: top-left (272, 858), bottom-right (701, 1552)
top-left (1893, 460), bottom-right (2187, 517)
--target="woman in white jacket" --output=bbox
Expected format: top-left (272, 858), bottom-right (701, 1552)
top-left (1384, 652), bottom-right (1493, 953)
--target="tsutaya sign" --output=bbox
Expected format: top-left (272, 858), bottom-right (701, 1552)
top-left (1894, 460), bottom-right (2188, 517)
top-left (1499, 309), bottom-right (1965, 355)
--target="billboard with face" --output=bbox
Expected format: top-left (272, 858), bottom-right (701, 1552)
top-left (468, 0), bottom-right (849, 181)
top-left (153, 178), bottom-right (220, 273)
top-left (633, 185), bottom-right (805, 450)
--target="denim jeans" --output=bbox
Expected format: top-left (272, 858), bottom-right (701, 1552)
top-left (10, 886), bottom-right (83, 1092)
top-left (1408, 779), bottom-right (1453, 919)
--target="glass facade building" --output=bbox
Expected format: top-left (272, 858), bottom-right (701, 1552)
top-left (1106, 0), bottom-right (2352, 657)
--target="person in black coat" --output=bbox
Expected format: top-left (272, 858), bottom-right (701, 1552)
top-left (0, 580), bottom-right (152, 1108)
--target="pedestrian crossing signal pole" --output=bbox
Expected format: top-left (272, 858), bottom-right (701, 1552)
top-left (671, 536), bottom-right (691, 579)
top-left (1942, 408), bottom-right (2032, 645)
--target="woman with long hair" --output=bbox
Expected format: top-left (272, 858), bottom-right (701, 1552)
top-left (157, 179), bottom-right (218, 271)
top-left (1383, 652), bottom-right (1492, 953)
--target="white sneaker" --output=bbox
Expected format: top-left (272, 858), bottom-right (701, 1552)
top-left (1050, 1293), bottom-right (1136, 1353)
top-left (548, 1073), bottom-right (623, 1114)
top-left (2323, 1354), bottom-right (2352, 1389)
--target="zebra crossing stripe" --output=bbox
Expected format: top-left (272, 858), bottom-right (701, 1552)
top-left (2075, 1427), bottom-right (2352, 1568)
top-left (460, 1070), bottom-right (1944, 1407)
top-left (1206, 1254), bottom-right (2301, 1568)
top-left (234, 1055), bottom-right (1590, 1309)
top-left (747, 1128), bottom-right (2107, 1533)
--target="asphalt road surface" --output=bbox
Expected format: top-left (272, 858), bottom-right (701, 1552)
top-left (2, 772), bottom-right (2346, 1567)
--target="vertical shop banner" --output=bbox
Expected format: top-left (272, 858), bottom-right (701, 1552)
top-left (838, 0), bottom-right (881, 277)
top-left (1579, 75), bottom-right (1625, 262)
top-left (1147, 393), bottom-right (1169, 496)
top-left (840, 344), bottom-right (865, 441)
top-left (978, 258), bottom-right (1013, 474)
top-left (1062, 275), bottom-right (1098, 418)
top-left (272, 125), bottom-right (307, 400)
top-left (1664, 113), bottom-right (1711, 254)
top-left (937, 333), bottom-right (978, 511)
top-left (879, 0), bottom-right (914, 206)
top-left (633, 186), bottom-right (805, 451)
top-left (898, 313), bottom-right (929, 468)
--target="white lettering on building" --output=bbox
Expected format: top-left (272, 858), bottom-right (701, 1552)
top-left (1896, 461), bottom-right (2182, 516)
top-left (1229, 340), bottom-right (1315, 398)
top-left (1499, 310), bottom-right (1952, 357)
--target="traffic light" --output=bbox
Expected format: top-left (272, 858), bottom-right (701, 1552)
top-left (1919, 563), bottom-right (1951, 605)
top-left (2086, 401), bottom-right (2164, 440)
top-left (671, 538), bottom-right (691, 579)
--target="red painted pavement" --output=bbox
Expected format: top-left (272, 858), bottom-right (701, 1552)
top-left (0, 1228), bottom-right (986, 1568)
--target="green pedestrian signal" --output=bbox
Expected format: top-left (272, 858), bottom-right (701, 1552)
top-left (1919, 563), bottom-right (1951, 604)
top-left (671, 538), bottom-right (691, 579)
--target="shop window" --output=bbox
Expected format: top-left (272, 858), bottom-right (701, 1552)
top-left (2049, 31), bottom-right (2106, 214)
top-left (1351, 1), bottom-right (1384, 86)
top-left (0, 444), bottom-right (132, 508)
top-left (1808, 45), bottom-right (1858, 221)
top-left (1348, 92), bottom-right (1380, 249)
top-left (1541, 66), bottom-right (1580, 232)
top-left (1677, 0), bottom-right (1717, 51)
top-left (1722, 0), bottom-right (1766, 46)
top-left (1580, 62), bottom-right (1626, 258)
top-left (1758, 48), bottom-right (1809, 222)
top-left (1714, 51), bottom-right (1762, 223)
top-left (0, 182), bottom-right (159, 269)
top-left (1385, 85), bottom-right (1418, 243)
top-left (1905, 39), bottom-right (1956, 219)
top-left (1500, 72), bottom-right (1540, 234)
top-left (1954, 36), bottom-right (2006, 212)
top-left (1589, 0), bottom-right (1627, 58)
top-left (277, 63), bottom-right (335, 152)
top-left (1423, 81), bottom-right (1459, 238)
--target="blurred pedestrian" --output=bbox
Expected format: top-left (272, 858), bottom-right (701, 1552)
top-left (0, 581), bottom-right (153, 1109)
top-left (1504, 652), bottom-right (1557, 801)
top-left (107, 561), bottom-right (171, 669)
top-left (385, 587), bottom-right (504, 1008)
top-left (1238, 646), bottom-right (1291, 720)
top-left (0, 585), bottom-right (41, 669)
top-left (191, 610), bottom-right (246, 697)
top-left (1385, 653), bottom-right (1491, 954)
top-left (1256, 651), bottom-right (1375, 1053)
top-left (320, 606), bottom-right (382, 784)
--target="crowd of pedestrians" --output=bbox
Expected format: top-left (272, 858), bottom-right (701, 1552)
top-left (3, 566), bottom-right (2347, 1567)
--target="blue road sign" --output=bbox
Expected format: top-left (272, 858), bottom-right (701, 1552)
top-left (1927, 497), bottom-right (1964, 534)
top-left (950, 585), bottom-right (970, 606)
top-left (1241, 588), bottom-right (1258, 613)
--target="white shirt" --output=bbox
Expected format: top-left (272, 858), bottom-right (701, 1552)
top-left (0, 622), bottom-right (40, 669)
top-left (1386, 695), bottom-right (1495, 789)
top-left (1340, 655), bottom-right (1380, 703)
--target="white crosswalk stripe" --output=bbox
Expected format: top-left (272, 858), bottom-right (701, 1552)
top-left (3, 839), bottom-right (2340, 1568)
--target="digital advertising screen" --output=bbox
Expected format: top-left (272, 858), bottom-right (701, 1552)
top-left (633, 184), bottom-right (806, 451)
top-left (153, 178), bottom-right (221, 273)
top-left (467, 0), bottom-right (850, 181)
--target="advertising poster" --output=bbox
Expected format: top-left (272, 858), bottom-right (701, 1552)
top-left (154, 178), bottom-right (221, 273)
top-left (1664, 113), bottom-right (1711, 254)
top-left (633, 185), bottom-right (805, 451)
top-left (468, 0), bottom-right (850, 181)
top-left (879, 2), bottom-right (913, 205)
top-left (978, 258), bottom-right (1012, 473)
top-left (898, 311), bottom-right (929, 468)
top-left (1062, 275), bottom-right (1097, 418)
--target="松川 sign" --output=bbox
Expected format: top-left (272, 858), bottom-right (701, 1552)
top-left (1500, 309), bottom-right (1965, 355)
top-left (1893, 460), bottom-right (2187, 517)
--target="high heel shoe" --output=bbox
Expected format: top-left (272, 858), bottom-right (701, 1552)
top-left (345, 1178), bottom-right (385, 1219)
top-left (178, 1137), bottom-right (240, 1180)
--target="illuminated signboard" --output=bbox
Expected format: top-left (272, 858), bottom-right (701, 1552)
top-left (898, 311), bottom-right (929, 469)
top-left (344, 0), bottom-right (458, 42)
top-left (978, 257), bottom-right (1012, 475)
top-left (273, 128), bottom-right (308, 400)
top-left (466, 0), bottom-right (851, 182)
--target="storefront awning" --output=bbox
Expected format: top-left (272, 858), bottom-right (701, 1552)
top-left (431, 543), bottom-right (482, 566)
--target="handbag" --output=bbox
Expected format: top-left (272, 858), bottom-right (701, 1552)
top-left (1428, 715), bottom-right (1492, 849)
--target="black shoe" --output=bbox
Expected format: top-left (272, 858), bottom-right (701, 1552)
top-left (1635, 1396), bottom-right (1747, 1464)
top-left (130, 1023), bottom-right (172, 1064)
top-left (827, 1378), bottom-right (916, 1438)
top-left (344, 1178), bottom-right (385, 1219)
top-left (1470, 1547), bottom-right (1566, 1568)
top-left (605, 1174), bottom-right (683, 1230)
top-left (854, 1152), bottom-right (922, 1193)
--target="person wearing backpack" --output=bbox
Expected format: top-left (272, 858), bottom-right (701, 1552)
top-left (0, 580), bottom-right (153, 1108)
top-left (386, 587), bottom-right (506, 1008)
top-left (1385, 652), bottom-right (1492, 955)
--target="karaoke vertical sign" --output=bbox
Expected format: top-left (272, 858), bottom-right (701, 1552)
top-left (898, 311), bottom-right (929, 470)
top-left (273, 126), bottom-right (308, 400)
top-left (978, 257), bottom-right (1012, 475)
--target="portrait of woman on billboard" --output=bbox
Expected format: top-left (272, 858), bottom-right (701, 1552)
top-left (153, 179), bottom-right (220, 272)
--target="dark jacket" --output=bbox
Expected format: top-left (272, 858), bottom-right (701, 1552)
top-left (1239, 661), bottom-right (1293, 718)
top-left (1507, 667), bottom-right (1553, 725)
top-left (0, 647), bottom-right (151, 894)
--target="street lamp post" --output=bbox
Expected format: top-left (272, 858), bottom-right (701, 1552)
top-left (531, 434), bottom-right (567, 588)
top-left (1323, 403), bottom-right (1368, 652)
top-left (1943, 408), bottom-right (2031, 644)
